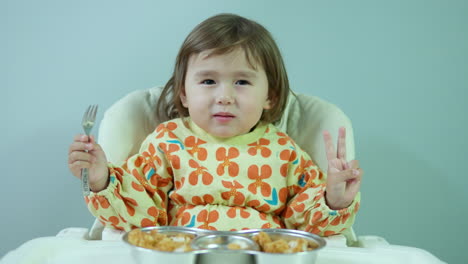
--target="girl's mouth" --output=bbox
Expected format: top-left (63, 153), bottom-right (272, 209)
top-left (213, 112), bottom-right (235, 122)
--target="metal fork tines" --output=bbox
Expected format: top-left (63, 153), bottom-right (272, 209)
top-left (81, 104), bottom-right (98, 196)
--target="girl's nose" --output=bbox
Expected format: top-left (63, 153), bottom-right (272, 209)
top-left (216, 85), bottom-right (235, 105)
top-left (217, 95), bottom-right (235, 105)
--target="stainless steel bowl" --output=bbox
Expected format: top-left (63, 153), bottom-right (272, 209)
top-left (123, 227), bottom-right (326, 264)
top-left (192, 233), bottom-right (260, 251)
top-left (122, 226), bottom-right (211, 264)
top-left (240, 229), bottom-right (326, 264)
top-left (191, 233), bottom-right (259, 264)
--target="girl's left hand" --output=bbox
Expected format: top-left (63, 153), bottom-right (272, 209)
top-left (323, 127), bottom-right (363, 210)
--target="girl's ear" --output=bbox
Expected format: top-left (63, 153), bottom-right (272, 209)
top-left (263, 98), bottom-right (272, 110)
top-left (263, 94), bottom-right (276, 110)
top-left (180, 88), bottom-right (189, 108)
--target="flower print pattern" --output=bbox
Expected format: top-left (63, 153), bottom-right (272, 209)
top-left (247, 165), bottom-right (272, 197)
top-left (109, 166), bottom-right (125, 183)
top-left (257, 212), bottom-right (280, 229)
top-left (272, 187), bottom-right (289, 215)
top-left (330, 213), bottom-right (351, 226)
top-left (131, 181), bottom-right (145, 192)
top-left (312, 185), bottom-right (326, 202)
top-left (304, 215), bottom-right (329, 235)
top-left (248, 138), bottom-right (271, 157)
top-left (169, 191), bottom-right (187, 205)
top-left (283, 192), bottom-right (309, 219)
top-left (216, 147), bottom-right (240, 177)
top-left (185, 136), bottom-right (208, 160)
top-left (85, 195), bottom-right (110, 211)
top-left (131, 168), bottom-right (156, 197)
top-left (87, 118), bottom-right (358, 237)
top-left (175, 205), bottom-right (196, 226)
top-left (188, 159), bottom-right (213, 185)
top-left (303, 210), bottom-right (348, 236)
top-left (140, 206), bottom-right (160, 227)
top-left (156, 122), bottom-right (178, 139)
top-left (197, 210), bottom-right (219, 230)
top-left (295, 156), bottom-right (315, 178)
top-left (158, 142), bottom-right (180, 169)
top-left (112, 184), bottom-right (140, 217)
top-left (279, 149), bottom-right (297, 177)
top-left (134, 143), bottom-right (162, 175)
top-left (226, 207), bottom-right (250, 219)
top-left (158, 210), bottom-right (168, 225)
top-left (246, 199), bottom-right (270, 212)
top-left (99, 215), bottom-right (125, 231)
top-left (192, 194), bottom-right (215, 205)
top-left (175, 176), bottom-right (186, 190)
top-left (221, 180), bottom-right (245, 205)
top-left (180, 211), bottom-right (194, 227)
top-left (294, 156), bottom-right (318, 189)
top-left (276, 132), bottom-right (295, 146)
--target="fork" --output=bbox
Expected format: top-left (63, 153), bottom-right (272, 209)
top-left (81, 104), bottom-right (98, 196)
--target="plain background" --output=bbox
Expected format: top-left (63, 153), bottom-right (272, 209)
top-left (2, 0), bottom-right (467, 263)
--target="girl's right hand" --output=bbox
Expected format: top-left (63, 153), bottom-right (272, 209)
top-left (68, 134), bottom-right (110, 193)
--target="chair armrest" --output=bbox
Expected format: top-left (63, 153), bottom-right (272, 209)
top-left (56, 228), bottom-right (90, 240)
top-left (356, 235), bottom-right (390, 248)
top-left (323, 234), bottom-right (348, 247)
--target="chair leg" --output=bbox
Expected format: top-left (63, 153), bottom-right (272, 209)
top-left (87, 219), bottom-right (105, 240)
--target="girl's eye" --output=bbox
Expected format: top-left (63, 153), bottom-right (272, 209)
top-left (201, 79), bottom-right (215, 85)
top-left (235, 80), bottom-right (250, 85)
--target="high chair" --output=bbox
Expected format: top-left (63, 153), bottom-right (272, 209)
top-left (88, 86), bottom-right (359, 243)
top-left (1, 87), bottom-right (447, 264)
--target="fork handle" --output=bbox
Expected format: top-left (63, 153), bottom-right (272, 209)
top-left (81, 168), bottom-right (91, 196)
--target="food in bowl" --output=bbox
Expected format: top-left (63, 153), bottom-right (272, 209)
top-left (227, 242), bottom-right (245, 250)
top-left (127, 229), bottom-right (195, 252)
top-left (252, 231), bottom-right (319, 253)
top-left (125, 227), bottom-right (323, 256)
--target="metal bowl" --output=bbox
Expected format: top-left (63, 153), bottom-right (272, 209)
top-left (122, 226), bottom-right (211, 264)
top-left (239, 228), bottom-right (326, 253)
top-left (122, 227), bottom-right (326, 264)
top-left (192, 233), bottom-right (260, 251)
top-left (191, 233), bottom-right (259, 264)
top-left (240, 229), bottom-right (326, 264)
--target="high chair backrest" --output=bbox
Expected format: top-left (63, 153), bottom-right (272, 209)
top-left (98, 86), bottom-right (355, 171)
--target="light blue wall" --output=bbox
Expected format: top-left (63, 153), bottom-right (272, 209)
top-left (3, 0), bottom-right (467, 263)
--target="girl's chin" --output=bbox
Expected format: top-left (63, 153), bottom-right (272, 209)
top-left (209, 128), bottom-right (246, 138)
top-left (211, 131), bottom-right (239, 138)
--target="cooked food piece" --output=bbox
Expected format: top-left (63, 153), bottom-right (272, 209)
top-left (128, 229), bottom-right (194, 252)
top-left (252, 231), bottom-right (271, 250)
top-left (252, 232), bottom-right (318, 253)
top-left (263, 238), bottom-right (290, 253)
top-left (227, 243), bottom-right (242, 250)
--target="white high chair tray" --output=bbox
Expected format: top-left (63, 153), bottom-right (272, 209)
top-left (1, 229), bottom-right (446, 264)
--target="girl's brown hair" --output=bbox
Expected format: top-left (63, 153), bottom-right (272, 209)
top-left (156, 13), bottom-right (290, 123)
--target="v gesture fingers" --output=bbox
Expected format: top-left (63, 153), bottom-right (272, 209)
top-left (322, 127), bottom-right (362, 210)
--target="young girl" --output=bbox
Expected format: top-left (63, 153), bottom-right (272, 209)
top-left (68, 13), bottom-right (362, 236)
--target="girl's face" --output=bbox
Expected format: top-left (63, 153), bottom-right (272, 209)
top-left (181, 48), bottom-right (271, 138)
